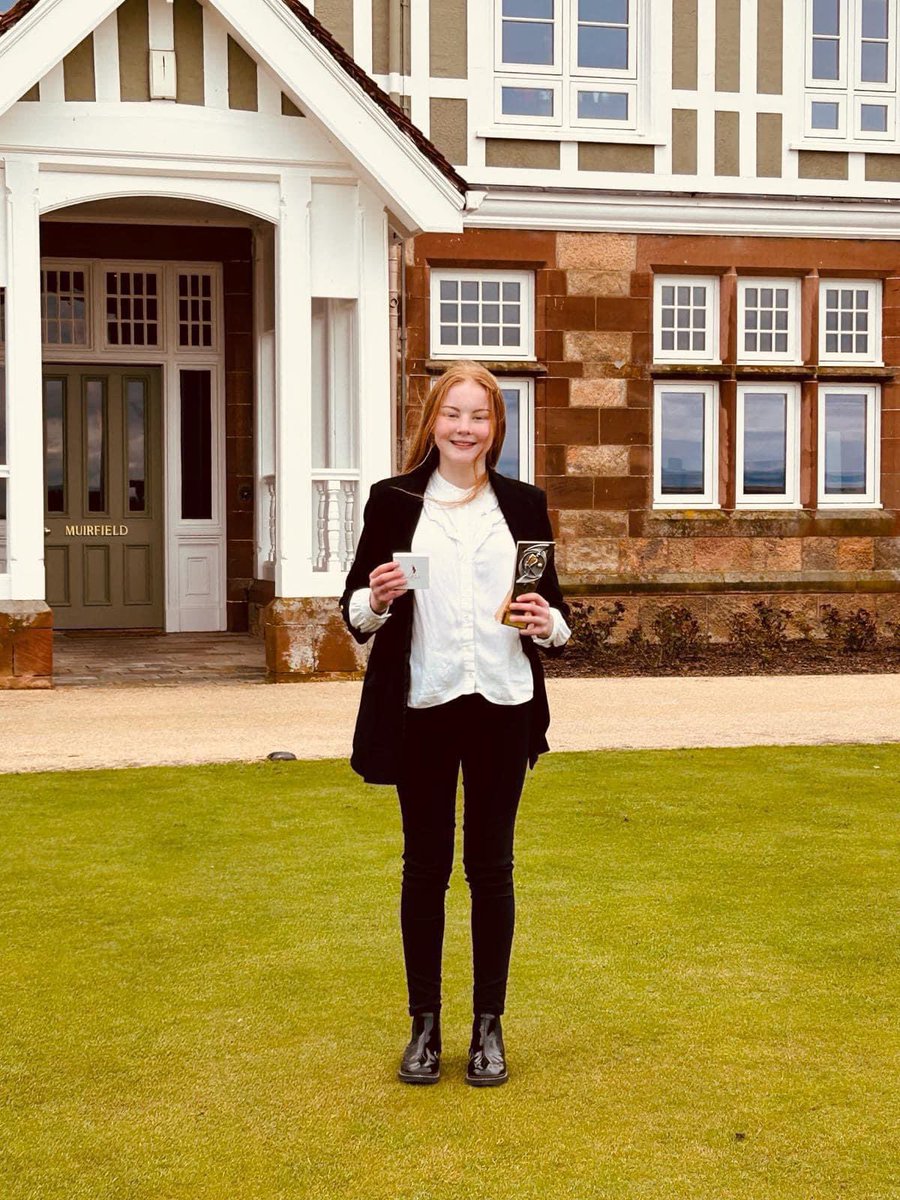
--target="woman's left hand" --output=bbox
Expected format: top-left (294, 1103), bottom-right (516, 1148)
top-left (508, 592), bottom-right (553, 639)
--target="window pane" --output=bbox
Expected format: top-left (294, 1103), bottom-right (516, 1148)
top-left (311, 298), bottom-right (357, 471)
top-left (577, 89), bottom-right (628, 120)
top-left (824, 393), bottom-right (867, 493)
top-left (502, 21), bottom-right (554, 64)
top-left (743, 392), bottom-right (787, 494)
top-left (42, 269), bottom-right (88, 347)
top-left (43, 379), bottom-right (66, 514)
top-left (503, 0), bottom-right (553, 15)
top-left (126, 379), bottom-right (147, 513)
top-left (85, 380), bottom-right (106, 514)
top-left (660, 392), bottom-right (705, 494)
top-left (502, 86), bottom-right (555, 116)
top-left (861, 40), bottom-right (888, 82)
top-left (860, 103), bottom-right (888, 131)
top-left (812, 38), bottom-right (840, 78)
top-left (0, 478), bottom-right (6, 574)
top-left (811, 100), bottom-right (840, 128)
top-left (578, 25), bottom-right (628, 69)
top-left (180, 370), bottom-right (213, 520)
top-left (862, 0), bottom-right (888, 38)
top-left (657, 281), bottom-right (710, 356)
top-left (579, 0), bottom-right (628, 17)
top-left (498, 387), bottom-right (522, 478)
top-left (813, 0), bottom-right (840, 35)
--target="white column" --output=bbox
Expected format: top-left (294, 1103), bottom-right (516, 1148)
top-left (274, 169), bottom-right (313, 598)
top-left (356, 186), bottom-right (393, 488)
top-left (4, 157), bottom-right (45, 601)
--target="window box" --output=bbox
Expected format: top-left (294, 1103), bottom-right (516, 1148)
top-left (817, 383), bottom-right (881, 507)
top-left (430, 269), bottom-right (535, 360)
top-left (653, 383), bottom-right (719, 509)
top-left (735, 383), bottom-right (802, 508)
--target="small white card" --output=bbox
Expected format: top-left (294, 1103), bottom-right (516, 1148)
top-left (393, 553), bottom-right (430, 589)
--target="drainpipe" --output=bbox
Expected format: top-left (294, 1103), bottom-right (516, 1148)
top-left (389, 234), bottom-right (405, 474)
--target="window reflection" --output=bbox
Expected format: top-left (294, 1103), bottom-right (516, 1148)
top-left (499, 387), bottom-right (522, 479)
top-left (824, 392), bottom-right (868, 494)
top-left (126, 379), bottom-right (147, 512)
top-left (43, 379), bottom-right (66, 513)
top-left (743, 392), bottom-right (787, 494)
top-left (661, 391), bottom-right (705, 494)
top-left (85, 379), bottom-right (106, 513)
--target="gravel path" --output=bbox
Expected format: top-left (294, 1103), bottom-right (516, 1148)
top-left (2, 674), bottom-right (899, 774)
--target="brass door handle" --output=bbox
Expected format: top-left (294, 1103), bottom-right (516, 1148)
top-left (44, 527), bottom-right (51, 536)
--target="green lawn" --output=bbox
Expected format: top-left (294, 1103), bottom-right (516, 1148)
top-left (1, 747), bottom-right (897, 1200)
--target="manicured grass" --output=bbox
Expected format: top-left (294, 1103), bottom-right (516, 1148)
top-left (1, 747), bottom-right (897, 1200)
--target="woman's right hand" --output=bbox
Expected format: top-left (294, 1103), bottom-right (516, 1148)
top-left (369, 561), bottom-right (408, 614)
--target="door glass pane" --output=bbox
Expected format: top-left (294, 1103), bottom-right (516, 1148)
top-left (661, 391), bottom-right (705, 494)
top-left (126, 378), bottom-right (148, 513)
top-left (499, 386), bottom-right (522, 479)
top-left (180, 370), bottom-right (213, 520)
top-left (44, 379), bottom-right (66, 514)
top-left (824, 392), bottom-right (867, 494)
top-left (743, 392), bottom-right (787, 494)
top-left (85, 379), bottom-right (106, 513)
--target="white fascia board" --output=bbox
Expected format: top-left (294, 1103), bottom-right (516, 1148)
top-left (0, 0), bottom-right (124, 118)
top-left (466, 189), bottom-right (900, 240)
top-left (209, 0), bottom-right (464, 233)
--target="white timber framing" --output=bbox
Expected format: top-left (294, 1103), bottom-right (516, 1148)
top-left (0, 0), bottom-right (467, 609)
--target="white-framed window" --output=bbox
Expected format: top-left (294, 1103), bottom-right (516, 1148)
top-left (41, 265), bottom-right (90, 348)
top-left (817, 384), bottom-right (881, 507)
top-left (737, 278), bottom-right (802, 364)
top-left (497, 378), bottom-right (535, 482)
top-left (736, 384), bottom-right (802, 509)
top-left (806, 92), bottom-right (848, 135)
top-left (652, 275), bottom-right (720, 364)
top-left (430, 269), bottom-right (535, 360)
top-left (818, 279), bottom-right (882, 363)
top-left (653, 383), bottom-right (719, 509)
top-left (494, 0), bottom-right (642, 130)
top-left (804, 0), bottom-right (898, 140)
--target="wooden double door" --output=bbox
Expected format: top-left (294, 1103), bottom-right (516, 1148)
top-left (44, 367), bottom-right (164, 629)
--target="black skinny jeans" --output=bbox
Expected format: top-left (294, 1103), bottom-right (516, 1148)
top-left (396, 692), bottom-right (532, 1017)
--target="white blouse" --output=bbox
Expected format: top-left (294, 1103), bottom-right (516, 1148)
top-left (348, 470), bottom-right (571, 709)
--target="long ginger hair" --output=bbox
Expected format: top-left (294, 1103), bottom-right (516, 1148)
top-left (402, 361), bottom-right (507, 501)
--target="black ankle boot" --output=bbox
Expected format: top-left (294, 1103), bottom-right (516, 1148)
top-left (398, 1011), bottom-right (441, 1084)
top-left (466, 1012), bottom-right (508, 1086)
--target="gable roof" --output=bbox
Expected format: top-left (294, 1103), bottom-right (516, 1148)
top-left (0, 0), bottom-right (467, 198)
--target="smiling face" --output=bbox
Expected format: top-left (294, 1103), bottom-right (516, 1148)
top-left (432, 379), bottom-right (494, 475)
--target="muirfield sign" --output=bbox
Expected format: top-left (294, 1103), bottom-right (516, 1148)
top-left (64, 525), bottom-right (130, 537)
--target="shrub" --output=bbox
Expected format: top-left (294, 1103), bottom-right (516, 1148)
top-left (626, 604), bottom-right (705, 668)
top-left (728, 599), bottom-right (795, 663)
top-left (820, 605), bottom-right (879, 652)
top-left (568, 600), bottom-right (626, 656)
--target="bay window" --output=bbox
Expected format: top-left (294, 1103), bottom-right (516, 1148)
top-left (805, 0), bottom-right (897, 141)
top-left (495, 0), bottom-right (641, 131)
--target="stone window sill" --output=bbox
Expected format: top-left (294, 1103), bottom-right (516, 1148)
top-left (651, 364), bottom-right (895, 382)
top-left (424, 358), bottom-right (548, 376)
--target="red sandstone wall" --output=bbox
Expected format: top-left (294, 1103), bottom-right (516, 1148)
top-left (406, 230), bottom-right (900, 601)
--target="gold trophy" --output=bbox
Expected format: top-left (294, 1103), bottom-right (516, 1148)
top-left (496, 540), bottom-right (555, 628)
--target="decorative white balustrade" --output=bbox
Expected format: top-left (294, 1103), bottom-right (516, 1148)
top-left (313, 473), bottom-right (359, 572)
top-left (256, 472), bottom-right (360, 579)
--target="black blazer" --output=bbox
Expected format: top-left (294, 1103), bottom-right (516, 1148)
top-left (338, 446), bottom-right (569, 785)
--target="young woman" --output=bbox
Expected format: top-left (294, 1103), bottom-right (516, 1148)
top-left (339, 360), bottom-right (570, 1087)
